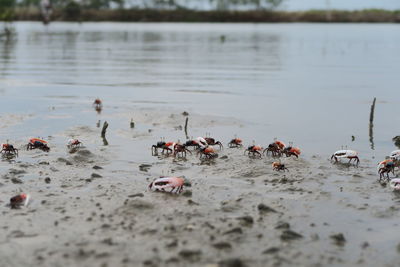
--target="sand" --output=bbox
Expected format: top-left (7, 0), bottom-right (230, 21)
top-left (0, 107), bottom-right (399, 267)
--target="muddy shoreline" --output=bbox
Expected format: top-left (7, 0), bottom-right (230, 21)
top-left (0, 106), bottom-right (399, 267)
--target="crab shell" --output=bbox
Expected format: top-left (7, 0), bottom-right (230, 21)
top-left (10, 193), bottom-right (30, 207)
top-left (389, 178), bottom-right (400, 191)
top-left (165, 142), bottom-right (176, 147)
top-left (30, 138), bottom-right (48, 145)
top-left (203, 146), bottom-right (215, 154)
top-left (232, 138), bottom-right (242, 144)
top-left (377, 159), bottom-right (394, 170)
top-left (275, 141), bottom-right (286, 150)
top-left (272, 162), bottom-right (281, 168)
top-left (252, 145), bottom-right (262, 151)
top-left (149, 177), bottom-right (184, 191)
top-left (196, 137), bottom-right (208, 146)
top-left (333, 150), bottom-right (358, 158)
top-left (289, 147), bottom-right (301, 155)
top-left (390, 150), bottom-right (400, 160)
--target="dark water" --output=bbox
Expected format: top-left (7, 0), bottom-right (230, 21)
top-left (1, 22), bottom-right (399, 159)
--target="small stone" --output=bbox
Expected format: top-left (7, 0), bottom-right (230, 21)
top-left (237, 216), bottom-right (254, 226)
top-left (139, 164), bottom-right (152, 172)
top-left (263, 247), bottom-right (280, 254)
top-left (45, 177), bottom-right (51, 184)
top-left (182, 190), bottom-right (192, 197)
top-left (223, 227), bottom-right (243, 235)
top-left (128, 193), bottom-right (144, 198)
top-left (91, 173), bottom-right (102, 178)
top-left (213, 242), bottom-right (232, 250)
top-left (258, 203), bottom-right (277, 213)
top-left (178, 249), bottom-right (202, 261)
top-left (93, 165), bottom-right (103, 170)
top-left (330, 233), bottom-right (346, 246)
top-left (182, 111), bottom-right (189, 116)
top-left (220, 155), bottom-right (228, 159)
top-left (280, 230), bottom-right (303, 241)
top-left (219, 258), bottom-right (246, 267)
top-left (275, 222), bottom-right (290, 229)
top-left (11, 177), bottom-right (23, 184)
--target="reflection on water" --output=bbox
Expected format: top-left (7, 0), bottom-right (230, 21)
top-left (0, 22), bottom-right (399, 159)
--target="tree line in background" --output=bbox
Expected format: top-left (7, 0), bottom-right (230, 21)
top-left (3, 0), bottom-right (284, 11)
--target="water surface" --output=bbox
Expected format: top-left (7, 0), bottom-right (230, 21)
top-left (1, 22), bottom-right (399, 159)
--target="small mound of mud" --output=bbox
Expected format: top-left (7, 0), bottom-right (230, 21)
top-left (71, 149), bottom-right (94, 163)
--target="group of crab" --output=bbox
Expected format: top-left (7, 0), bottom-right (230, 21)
top-left (1, 138), bottom-right (83, 159)
top-left (151, 137), bottom-right (301, 173)
top-left (151, 136), bottom-right (222, 159)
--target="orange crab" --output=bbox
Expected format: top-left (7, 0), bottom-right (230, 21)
top-left (283, 147), bottom-right (301, 158)
top-left (1, 143), bottom-right (18, 157)
top-left (272, 162), bottom-right (289, 172)
top-left (228, 138), bottom-right (242, 148)
top-left (198, 146), bottom-right (218, 159)
top-left (244, 145), bottom-right (263, 158)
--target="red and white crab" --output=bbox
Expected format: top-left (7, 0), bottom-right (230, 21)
top-left (67, 139), bottom-right (82, 149)
top-left (331, 150), bottom-right (359, 165)
top-left (10, 193), bottom-right (30, 209)
top-left (1, 143), bottom-right (18, 157)
top-left (390, 150), bottom-right (400, 161)
top-left (148, 176), bottom-right (185, 194)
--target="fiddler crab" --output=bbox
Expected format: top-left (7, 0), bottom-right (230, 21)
top-left (263, 141), bottom-right (284, 157)
top-left (204, 137), bottom-right (223, 150)
top-left (148, 176), bottom-right (185, 194)
top-left (93, 98), bottom-right (102, 113)
top-left (173, 143), bottom-right (192, 158)
top-left (10, 193), bottom-right (30, 209)
top-left (151, 141), bottom-right (175, 155)
top-left (197, 145), bottom-right (218, 159)
top-left (27, 138), bottom-right (50, 152)
top-left (378, 159), bottom-right (395, 182)
top-left (283, 146), bottom-right (301, 158)
top-left (244, 145), bottom-right (263, 158)
top-left (331, 150), bottom-right (359, 165)
top-left (67, 139), bottom-right (82, 149)
top-left (390, 150), bottom-right (400, 161)
top-left (1, 143), bottom-right (18, 157)
top-left (228, 137), bottom-right (243, 148)
top-left (272, 161), bottom-right (289, 172)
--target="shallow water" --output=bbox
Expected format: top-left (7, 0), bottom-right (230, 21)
top-left (1, 22), bottom-right (399, 160)
top-left (1, 22), bottom-right (400, 267)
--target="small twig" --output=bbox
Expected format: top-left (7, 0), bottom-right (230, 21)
top-left (184, 117), bottom-right (189, 139)
top-left (101, 121), bottom-right (109, 138)
top-left (369, 97), bottom-right (376, 150)
top-left (369, 97), bottom-right (376, 124)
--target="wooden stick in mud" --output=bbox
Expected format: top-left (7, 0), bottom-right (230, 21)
top-left (184, 117), bottom-right (189, 139)
top-left (369, 97), bottom-right (376, 124)
top-left (369, 97), bottom-right (376, 150)
top-left (101, 121), bottom-right (109, 138)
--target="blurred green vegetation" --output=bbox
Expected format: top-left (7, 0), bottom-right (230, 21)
top-left (0, 0), bottom-right (15, 22)
top-left (6, 0), bottom-right (400, 22)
